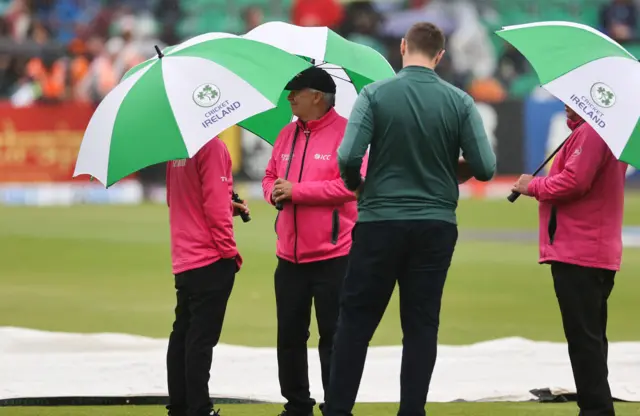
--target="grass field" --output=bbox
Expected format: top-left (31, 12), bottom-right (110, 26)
top-left (3, 403), bottom-right (640, 416)
top-left (1, 194), bottom-right (640, 415)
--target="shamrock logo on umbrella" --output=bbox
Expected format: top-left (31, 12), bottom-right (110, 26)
top-left (193, 83), bottom-right (221, 108)
top-left (590, 82), bottom-right (616, 108)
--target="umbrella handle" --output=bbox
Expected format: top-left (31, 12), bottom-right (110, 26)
top-left (507, 191), bottom-right (521, 203)
top-left (232, 191), bottom-right (251, 223)
top-left (507, 135), bottom-right (569, 204)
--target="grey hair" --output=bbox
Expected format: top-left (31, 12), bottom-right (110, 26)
top-left (323, 92), bottom-right (336, 108)
top-left (310, 89), bottom-right (336, 108)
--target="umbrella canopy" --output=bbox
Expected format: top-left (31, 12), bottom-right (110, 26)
top-left (240, 21), bottom-right (396, 144)
top-left (496, 21), bottom-right (640, 169)
top-left (73, 33), bottom-right (313, 187)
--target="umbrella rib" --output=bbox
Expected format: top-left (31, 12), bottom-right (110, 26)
top-left (314, 62), bottom-right (354, 84)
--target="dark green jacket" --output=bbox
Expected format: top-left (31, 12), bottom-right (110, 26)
top-left (337, 66), bottom-right (496, 224)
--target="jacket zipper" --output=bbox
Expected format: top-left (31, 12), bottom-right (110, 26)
top-left (331, 209), bottom-right (339, 245)
top-left (548, 206), bottom-right (557, 245)
top-left (274, 126), bottom-right (300, 237)
top-left (293, 127), bottom-right (311, 263)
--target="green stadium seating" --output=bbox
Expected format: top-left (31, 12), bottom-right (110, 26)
top-left (233, 0), bottom-right (269, 7)
top-left (181, 0), bottom-right (225, 14)
top-left (482, 0), bottom-right (615, 98)
top-left (509, 72), bottom-right (541, 97)
top-left (623, 43), bottom-right (640, 60)
top-left (175, 0), bottom-right (295, 36)
top-left (0, 0), bottom-right (11, 14)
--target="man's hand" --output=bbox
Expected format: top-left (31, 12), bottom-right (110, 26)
top-left (457, 158), bottom-right (473, 184)
top-left (232, 200), bottom-right (250, 217)
top-left (512, 174), bottom-right (534, 196)
top-left (355, 178), bottom-right (365, 199)
top-left (273, 178), bottom-right (293, 204)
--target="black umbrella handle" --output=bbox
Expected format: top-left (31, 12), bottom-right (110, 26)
top-left (507, 191), bottom-right (521, 203)
top-left (508, 135), bottom-right (570, 203)
top-left (232, 191), bottom-right (251, 223)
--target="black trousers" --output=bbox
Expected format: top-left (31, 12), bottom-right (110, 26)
top-left (275, 255), bottom-right (348, 415)
top-left (551, 262), bottom-right (616, 416)
top-left (324, 220), bottom-right (458, 416)
top-left (166, 259), bottom-right (236, 416)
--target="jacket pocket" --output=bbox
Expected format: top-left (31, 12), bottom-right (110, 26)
top-left (548, 206), bottom-right (557, 245)
top-left (331, 209), bottom-right (339, 245)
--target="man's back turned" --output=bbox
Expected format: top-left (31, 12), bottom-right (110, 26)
top-left (325, 22), bottom-right (497, 416)
top-left (338, 25), bottom-right (496, 225)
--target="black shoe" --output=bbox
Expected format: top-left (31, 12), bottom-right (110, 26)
top-left (277, 411), bottom-right (313, 416)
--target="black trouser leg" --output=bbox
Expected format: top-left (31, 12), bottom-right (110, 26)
top-left (275, 258), bottom-right (315, 415)
top-left (324, 222), bottom-right (406, 416)
top-left (311, 256), bottom-right (349, 402)
top-left (167, 280), bottom-right (191, 416)
top-left (551, 262), bottom-right (616, 416)
top-left (397, 221), bottom-right (457, 416)
top-left (166, 259), bottom-right (236, 416)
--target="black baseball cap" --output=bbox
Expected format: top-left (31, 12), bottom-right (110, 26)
top-left (285, 66), bottom-right (336, 94)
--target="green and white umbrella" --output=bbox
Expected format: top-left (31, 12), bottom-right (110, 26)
top-left (73, 33), bottom-right (312, 187)
top-left (240, 21), bottom-right (396, 143)
top-left (496, 21), bottom-right (640, 169)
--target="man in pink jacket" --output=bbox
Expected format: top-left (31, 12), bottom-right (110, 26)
top-left (262, 66), bottom-right (367, 416)
top-left (165, 137), bottom-right (248, 416)
top-left (512, 105), bottom-right (627, 416)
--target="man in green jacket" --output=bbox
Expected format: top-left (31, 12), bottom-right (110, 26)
top-left (323, 22), bottom-right (496, 416)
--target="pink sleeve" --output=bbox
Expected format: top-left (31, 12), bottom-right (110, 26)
top-left (528, 127), bottom-right (608, 203)
top-left (361, 151), bottom-right (369, 177)
top-left (198, 140), bottom-right (237, 259)
top-left (292, 151), bottom-right (369, 206)
top-left (165, 162), bottom-right (170, 207)
top-left (262, 144), bottom-right (278, 206)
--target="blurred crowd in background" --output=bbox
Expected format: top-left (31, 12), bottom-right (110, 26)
top-left (0, 0), bottom-right (639, 107)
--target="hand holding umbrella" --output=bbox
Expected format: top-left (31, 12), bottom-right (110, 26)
top-left (273, 178), bottom-right (293, 210)
top-left (495, 21), bottom-right (640, 203)
top-left (232, 191), bottom-right (251, 223)
top-left (241, 22), bottom-right (395, 212)
top-left (507, 136), bottom-right (568, 202)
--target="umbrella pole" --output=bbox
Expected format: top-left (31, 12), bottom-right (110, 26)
top-left (507, 136), bottom-right (569, 203)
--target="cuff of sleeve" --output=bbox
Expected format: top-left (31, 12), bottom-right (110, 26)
top-left (291, 183), bottom-right (303, 204)
top-left (267, 185), bottom-right (276, 205)
top-left (528, 178), bottom-right (540, 198)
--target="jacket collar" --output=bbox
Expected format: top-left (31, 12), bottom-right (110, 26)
top-left (296, 108), bottom-right (339, 132)
top-left (399, 65), bottom-right (438, 78)
top-left (567, 117), bottom-right (585, 131)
